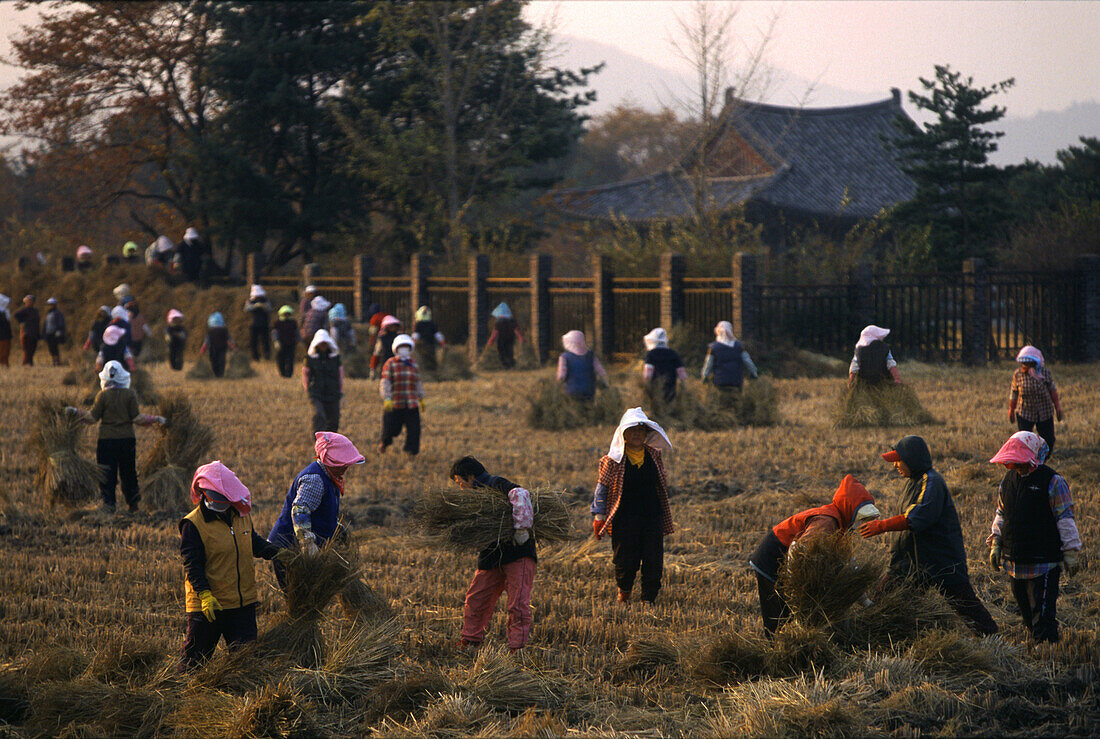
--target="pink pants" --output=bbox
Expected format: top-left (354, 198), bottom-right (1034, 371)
top-left (461, 557), bottom-right (536, 649)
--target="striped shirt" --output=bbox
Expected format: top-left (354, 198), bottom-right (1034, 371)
top-left (990, 472), bottom-right (1080, 579)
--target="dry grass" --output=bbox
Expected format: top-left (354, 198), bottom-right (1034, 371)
top-left (225, 350), bottom-right (257, 379)
top-left (706, 670), bottom-right (868, 738)
top-left (138, 392), bottom-right (215, 513)
top-left (343, 347), bottom-right (371, 378)
top-left (186, 353), bottom-right (216, 379)
top-left (778, 532), bottom-right (881, 629)
top-left (414, 486), bottom-right (575, 552)
top-left (525, 377), bottom-right (622, 430)
top-left (639, 377), bottom-right (780, 430)
top-left (30, 398), bottom-right (102, 506)
top-left (463, 646), bottom-right (567, 712)
top-left (834, 380), bottom-right (935, 427)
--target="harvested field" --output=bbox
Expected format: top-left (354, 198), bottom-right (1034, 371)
top-left (0, 357), bottom-right (1098, 736)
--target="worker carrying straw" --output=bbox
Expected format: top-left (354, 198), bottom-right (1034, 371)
top-left (642, 328), bottom-right (686, 402)
top-left (701, 321), bottom-right (758, 391)
top-left (848, 325), bottom-right (901, 387)
top-left (557, 330), bottom-right (608, 401)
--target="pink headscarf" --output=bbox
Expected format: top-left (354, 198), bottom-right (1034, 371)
top-left (989, 431), bottom-right (1049, 468)
top-left (314, 432), bottom-right (365, 467)
top-left (166, 309), bottom-right (184, 323)
top-left (190, 461), bottom-right (252, 515)
top-left (102, 325), bottom-right (126, 347)
top-left (561, 330), bottom-right (588, 355)
top-left (381, 314), bottom-right (401, 330)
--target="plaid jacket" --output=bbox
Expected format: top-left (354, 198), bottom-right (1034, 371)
top-left (592, 446), bottom-right (674, 537)
top-left (381, 356), bottom-right (423, 409)
top-left (1011, 366), bottom-right (1056, 422)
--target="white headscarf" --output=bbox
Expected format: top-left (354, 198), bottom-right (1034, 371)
top-left (0, 294), bottom-right (9, 318)
top-left (184, 227), bottom-right (200, 243)
top-left (607, 407), bottom-right (672, 463)
top-left (308, 329), bottom-right (340, 358)
top-left (311, 295), bottom-right (332, 312)
top-left (643, 327), bottom-right (668, 351)
top-left (714, 321), bottom-right (736, 346)
top-left (99, 360), bottom-right (131, 389)
top-left (110, 305), bottom-right (132, 322)
top-left (112, 283), bottom-right (132, 302)
top-left (856, 325), bottom-right (890, 348)
top-left (561, 330), bottom-right (588, 355)
top-left (249, 284), bottom-right (266, 300)
top-left (393, 333), bottom-right (414, 359)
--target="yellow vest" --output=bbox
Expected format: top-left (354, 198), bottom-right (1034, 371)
top-left (182, 506), bottom-right (259, 612)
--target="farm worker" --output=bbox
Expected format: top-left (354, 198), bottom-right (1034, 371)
top-left (412, 305), bottom-right (444, 371)
top-left (145, 234), bottom-right (176, 269)
top-left (328, 302), bottom-right (356, 353)
top-left (273, 305), bottom-right (299, 378)
top-left (642, 327), bottom-right (687, 402)
top-left (0, 294), bottom-right (11, 367)
top-left (557, 330), bottom-right (608, 401)
top-left (13, 295), bottom-right (40, 366)
top-left (199, 312), bottom-right (236, 378)
top-left (848, 325), bottom-right (901, 387)
top-left (304, 329), bottom-right (344, 434)
top-left (42, 297), bottom-right (66, 366)
top-left (986, 431), bottom-right (1084, 643)
top-left (366, 301), bottom-right (384, 345)
top-left (299, 284), bottom-right (318, 320)
top-left (379, 334), bottom-right (424, 456)
top-left (73, 361), bottom-right (164, 512)
top-left (370, 314), bottom-right (401, 379)
top-left (75, 245), bottom-right (93, 272)
top-left (178, 226), bottom-right (206, 282)
top-left (165, 310), bottom-right (188, 371)
top-left (112, 283), bottom-right (132, 304)
top-left (450, 456), bottom-right (537, 652)
top-left (268, 432), bottom-right (365, 587)
top-left (860, 435), bottom-right (999, 635)
top-left (96, 325), bottom-right (135, 371)
top-left (107, 305), bottom-right (133, 350)
top-left (748, 475), bottom-right (880, 636)
top-left (701, 321), bottom-right (758, 391)
top-left (122, 296), bottom-right (147, 358)
top-left (82, 306), bottom-right (111, 353)
top-left (300, 294), bottom-right (331, 345)
top-left (486, 302), bottom-right (524, 368)
top-left (122, 241), bottom-right (140, 263)
top-left (591, 408), bottom-right (675, 604)
top-left (1009, 345), bottom-right (1062, 453)
top-left (179, 461), bottom-right (290, 669)
top-left (244, 284), bottom-right (272, 361)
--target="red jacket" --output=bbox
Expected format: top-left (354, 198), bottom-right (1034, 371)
top-left (773, 475), bottom-right (873, 546)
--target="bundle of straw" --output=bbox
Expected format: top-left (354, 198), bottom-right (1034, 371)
top-left (290, 619), bottom-right (401, 705)
top-left (834, 380), bottom-right (934, 428)
top-left (186, 355), bottom-right (216, 380)
top-left (139, 393), bottom-right (215, 514)
top-left (225, 351), bottom-right (257, 379)
top-left (339, 579), bottom-right (394, 624)
top-left (61, 353), bottom-right (95, 386)
top-left (30, 398), bottom-right (102, 506)
top-left (222, 680), bottom-right (319, 739)
top-left (362, 668), bottom-right (455, 723)
top-left (424, 347), bottom-right (473, 382)
top-left (693, 624), bottom-right (838, 684)
top-left (78, 364), bottom-right (158, 406)
top-left (342, 348), bottom-right (371, 379)
top-left (414, 487), bottom-right (575, 552)
top-left (475, 345), bottom-right (504, 371)
top-left (616, 637), bottom-right (681, 677)
top-left (464, 647), bottom-right (566, 711)
top-left (777, 532), bottom-right (881, 629)
top-left (834, 579), bottom-right (961, 649)
top-left (136, 334), bottom-right (168, 364)
top-left (526, 378), bottom-right (622, 430)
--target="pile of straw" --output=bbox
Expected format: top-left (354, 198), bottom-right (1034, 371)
top-left (640, 378), bottom-right (779, 431)
top-left (339, 579), bottom-right (394, 624)
top-left (476, 340), bottom-right (539, 371)
top-left (136, 334), bottom-right (167, 364)
top-left (61, 353), bottom-right (95, 386)
top-left (424, 347), bottom-right (473, 382)
top-left (290, 619), bottom-right (402, 705)
top-left (342, 348), bottom-right (371, 379)
top-left (777, 532), bottom-right (881, 629)
top-left (362, 668), bottom-right (455, 723)
top-left (414, 487), bottom-right (575, 552)
top-left (463, 647), bottom-right (566, 711)
top-left (526, 378), bottom-right (622, 430)
top-left (30, 398), bottom-right (101, 506)
top-left (834, 380), bottom-right (934, 428)
top-left (139, 393), bottom-right (215, 514)
top-left (693, 624), bottom-right (837, 684)
top-left (616, 637), bottom-right (681, 677)
top-left (74, 363), bottom-right (158, 406)
top-left (225, 350), bottom-right (256, 379)
top-left (186, 355), bottom-right (216, 379)
top-left (833, 579), bottom-right (961, 650)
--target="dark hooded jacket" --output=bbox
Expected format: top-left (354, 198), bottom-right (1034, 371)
top-left (887, 435), bottom-right (970, 585)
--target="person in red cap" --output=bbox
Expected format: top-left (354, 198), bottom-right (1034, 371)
top-left (986, 431), bottom-right (1084, 643)
top-left (749, 475), bottom-right (880, 636)
top-left (267, 432), bottom-right (365, 588)
top-left (860, 435), bottom-right (998, 635)
top-left (179, 461), bottom-right (290, 669)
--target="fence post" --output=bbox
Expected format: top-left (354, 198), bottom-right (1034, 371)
top-left (592, 254), bottom-right (614, 359)
top-left (410, 253), bottom-right (432, 318)
top-left (660, 253), bottom-right (685, 330)
top-left (962, 258), bottom-right (989, 365)
top-left (850, 262), bottom-right (875, 331)
top-left (1076, 254), bottom-right (1100, 361)
top-left (353, 254), bottom-right (373, 322)
top-left (302, 262), bottom-right (320, 292)
top-left (245, 253), bottom-right (265, 286)
top-left (468, 254), bottom-right (489, 362)
top-left (529, 253), bottom-right (551, 364)
top-left (731, 252), bottom-right (758, 342)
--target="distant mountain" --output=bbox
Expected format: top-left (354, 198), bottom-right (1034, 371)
top-left (992, 102), bottom-right (1100, 166)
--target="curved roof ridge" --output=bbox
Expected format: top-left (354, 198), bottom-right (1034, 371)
top-left (725, 93), bottom-right (902, 118)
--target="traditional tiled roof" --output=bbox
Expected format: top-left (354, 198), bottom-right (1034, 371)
top-left (551, 91), bottom-right (916, 222)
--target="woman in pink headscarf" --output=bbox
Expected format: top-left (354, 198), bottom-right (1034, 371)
top-left (178, 461), bottom-right (290, 669)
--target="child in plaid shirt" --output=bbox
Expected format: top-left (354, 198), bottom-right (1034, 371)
top-left (379, 334), bottom-right (424, 455)
top-left (1009, 345), bottom-right (1062, 453)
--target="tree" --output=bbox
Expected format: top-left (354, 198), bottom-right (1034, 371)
top-left (568, 104), bottom-right (694, 186)
top-left (890, 64), bottom-right (1015, 269)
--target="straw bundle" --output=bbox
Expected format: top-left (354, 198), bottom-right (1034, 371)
top-left (342, 347), bottom-right (370, 378)
top-left (222, 680), bottom-right (319, 739)
top-left (61, 353), bottom-right (95, 386)
top-left (362, 668), bottom-right (455, 723)
top-left (834, 380), bottom-right (934, 428)
top-left (225, 350), bottom-right (256, 379)
top-left (475, 344), bottom-right (504, 371)
top-left (30, 398), bottom-right (101, 506)
top-left (464, 646), bottom-right (566, 711)
top-left (777, 532), bottom-right (881, 629)
top-left (290, 619), bottom-right (402, 705)
top-left (424, 347), bottom-right (473, 381)
top-left (526, 378), bottom-right (623, 430)
top-left (136, 333), bottom-right (167, 364)
top-left (693, 624), bottom-right (837, 684)
top-left (833, 578), bottom-right (961, 649)
top-left (186, 354), bottom-right (216, 379)
top-left (414, 487), bottom-right (575, 552)
top-left (284, 534), bottom-right (361, 622)
top-left (77, 364), bottom-right (158, 405)
top-left (140, 465), bottom-right (192, 514)
top-left (139, 393), bottom-right (215, 513)
top-left (27, 680), bottom-right (166, 738)
top-left (339, 579), bottom-right (394, 624)
top-left (616, 637), bottom-right (681, 677)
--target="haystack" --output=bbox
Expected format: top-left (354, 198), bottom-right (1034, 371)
top-left (777, 532), bottom-right (880, 629)
top-left (342, 347), bottom-right (371, 379)
top-left (834, 380), bottom-right (934, 428)
top-left (640, 377), bottom-right (779, 431)
top-left (139, 393), bottom-right (215, 514)
top-left (414, 487), bottom-right (575, 552)
top-left (526, 378), bottom-right (622, 430)
top-left (186, 355), bottom-right (216, 379)
top-left (424, 347), bottom-right (473, 381)
top-left (30, 398), bottom-right (102, 506)
top-left (225, 350), bottom-right (256, 379)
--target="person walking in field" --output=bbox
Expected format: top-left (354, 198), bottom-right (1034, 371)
top-left (122, 297), bottom-right (147, 359)
top-left (74, 361), bottom-right (164, 513)
top-left (165, 310), bottom-right (188, 371)
top-left (749, 475), bottom-right (880, 636)
top-left (13, 295), bottom-right (40, 366)
top-left (701, 321), bottom-right (757, 392)
top-left (642, 327), bottom-right (686, 402)
top-left (486, 302), bottom-right (524, 368)
top-left (1009, 345), bottom-right (1062, 454)
top-left (557, 329), bottom-right (608, 401)
top-left (986, 431), bottom-right (1084, 643)
top-left (412, 305), bottom-right (444, 371)
top-left (82, 306), bottom-right (111, 355)
top-left (370, 314), bottom-right (401, 379)
top-left (199, 312), bottom-right (236, 378)
top-left (0, 294), bottom-right (11, 368)
top-left (860, 435), bottom-right (999, 635)
top-left (848, 324), bottom-right (901, 387)
top-left (42, 298), bottom-right (67, 366)
top-left (273, 305), bottom-right (299, 378)
top-left (179, 461), bottom-right (290, 669)
top-left (97, 325), bottom-right (135, 372)
top-left (300, 294), bottom-right (330, 345)
top-left (328, 302), bottom-right (356, 354)
top-left (299, 285), bottom-right (319, 321)
top-left (591, 408), bottom-right (675, 604)
top-left (267, 432), bottom-right (365, 587)
top-left (379, 334), bottom-right (424, 456)
top-left (304, 329), bottom-right (344, 434)
top-left (244, 284), bottom-right (272, 361)
top-left (75, 245), bottom-right (94, 272)
top-left (450, 456), bottom-right (537, 652)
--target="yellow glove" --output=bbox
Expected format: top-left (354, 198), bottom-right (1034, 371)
top-left (1063, 549), bottom-right (1080, 577)
top-left (989, 541), bottom-right (1002, 571)
top-left (198, 589), bottom-right (221, 622)
top-left (418, 398), bottom-right (426, 412)
top-left (383, 399), bottom-right (394, 412)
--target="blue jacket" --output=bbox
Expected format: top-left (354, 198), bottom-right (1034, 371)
top-left (268, 461), bottom-right (340, 547)
top-left (563, 351), bottom-right (596, 398)
top-left (709, 340), bottom-right (744, 387)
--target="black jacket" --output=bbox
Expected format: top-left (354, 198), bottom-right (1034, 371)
top-left (475, 472), bottom-right (537, 571)
top-left (1000, 465), bottom-right (1062, 564)
top-left (887, 435), bottom-right (971, 585)
top-left (306, 353), bottom-right (342, 402)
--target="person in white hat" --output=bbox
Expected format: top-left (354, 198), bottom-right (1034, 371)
top-left (848, 325), bottom-right (901, 387)
top-left (379, 333), bottom-right (424, 455)
top-left (243, 284), bottom-right (272, 361)
top-left (642, 327), bottom-right (686, 402)
top-left (304, 329), bottom-right (344, 434)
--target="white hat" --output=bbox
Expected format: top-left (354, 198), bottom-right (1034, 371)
top-left (98, 360), bottom-right (131, 390)
top-left (856, 325), bottom-right (890, 348)
top-left (392, 333), bottom-right (415, 353)
top-left (643, 327), bottom-right (668, 350)
top-left (249, 284), bottom-right (266, 299)
top-left (311, 295), bottom-right (331, 312)
top-left (308, 329), bottom-right (340, 358)
top-left (110, 306), bottom-right (131, 322)
top-left (607, 407), bottom-right (672, 463)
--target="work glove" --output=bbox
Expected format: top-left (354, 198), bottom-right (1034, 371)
top-left (513, 528), bottom-right (530, 546)
top-left (1063, 549), bottom-right (1080, 577)
top-left (198, 590), bottom-right (221, 623)
top-left (383, 399), bottom-right (394, 412)
top-left (418, 398), bottom-right (426, 412)
top-left (989, 539), bottom-right (1002, 571)
top-left (154, 415), bottom-right (167, 426)
top-left (859, 515), bottom-right (909, 538)
top-left (273, 548), bottom-right (296, 565)
top-left (301, 537), bottom-right (320, 557)
top-left (592, 517), bottom-right (605, 539)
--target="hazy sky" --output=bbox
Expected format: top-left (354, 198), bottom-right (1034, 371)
top-left (525, 1), bottom-right (1100, 116)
